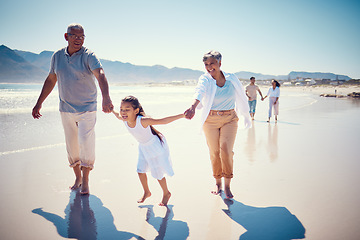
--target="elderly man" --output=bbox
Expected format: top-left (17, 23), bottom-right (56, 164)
top-left (32, 23), bottom-right (113, 194)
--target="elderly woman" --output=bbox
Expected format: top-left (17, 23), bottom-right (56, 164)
top-left (185, 51), bottom-right (251, 198)
top-left (262, 80), bottom-right (280, 123)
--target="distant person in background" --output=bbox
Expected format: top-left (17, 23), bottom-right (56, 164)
top-left (32, 23), bottom-right (113, 195)
top-left (246, 77), bottom-right (264, 120)
top-left (262, 80), bottom-right (280, 123)
top-left (185, 51), bottom-right (251, 199)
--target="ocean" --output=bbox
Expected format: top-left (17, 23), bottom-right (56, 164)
top-left (0, 83), bottom-right (318, 155)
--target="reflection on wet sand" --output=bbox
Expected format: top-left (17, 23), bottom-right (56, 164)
top-left (244, 122), bottom-right (279, 163)
top-left (139, 205), bottom-right (189, 240)
top-left (221, 193), bottom-right (305, 240)
top-left (245, 123), bottom-right (256, 162)
top-left (32, 191), bottom-right (142, 239)
top-left (267, 124), bottom-right (278, 162)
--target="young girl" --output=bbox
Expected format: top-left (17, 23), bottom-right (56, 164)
top-left (112, 96), bottom-right (184, 206)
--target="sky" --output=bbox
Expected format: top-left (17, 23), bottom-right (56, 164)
top-left (1, 0), bottom-right (360, 78)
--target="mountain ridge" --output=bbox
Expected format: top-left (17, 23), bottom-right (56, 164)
top-left (0, 45), bottom-right (352, 83)
top-left (0, 45), bottom-right (47, 82)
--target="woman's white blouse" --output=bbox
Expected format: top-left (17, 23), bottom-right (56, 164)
top-left (267, 87), bottom-right (280, 97)
top-left (193, 71), bottom-right (251, 129)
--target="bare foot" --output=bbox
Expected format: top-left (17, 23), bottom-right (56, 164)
top-left (137, 191), bottom-right (151, 203)
top-left (211, 184), bottom-right (222, 195)
top-left (80, 182), bottom-right (89, 195)
top-left (70, 178), bottom-right (82, 190)
top-left (224, 187), bottom-right (233, 199)
top-left (159, 192), bottom-right (171, 206)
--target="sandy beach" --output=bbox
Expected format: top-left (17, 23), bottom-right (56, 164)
top-left (1, 84), bottom-right (360, 240)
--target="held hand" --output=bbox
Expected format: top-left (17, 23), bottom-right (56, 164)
top-left (32, 104), bottom-right (42, 119)
top-left (184, 109), bottom-right (189, 119)
top-left (102, 98), bottom-right (114, 113)
top-left (184, 108), bottom-right (195, 120)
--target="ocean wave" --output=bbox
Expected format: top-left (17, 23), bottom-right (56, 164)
top-left (0, 143), bottom-right (65, 156)
top-left (281, 98), bottom-right (318, 111)
top-left (0, 134), bottom-right (127, 157)
top-left (0, 107), bottom-right (58, 115)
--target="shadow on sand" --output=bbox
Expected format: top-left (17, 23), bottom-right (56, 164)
top-left (32, 191), bottom-right (143, 240)
top-left (221, 193), bottom-right (306, 240)
top-left (138, 205), bottom-right (189, 240)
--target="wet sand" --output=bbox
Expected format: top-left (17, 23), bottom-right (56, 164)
top-left (1, 86), bottom-right (360, 239)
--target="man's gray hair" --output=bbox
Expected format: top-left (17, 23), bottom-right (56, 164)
top-left (203, 50), bottom-right (222, 62)
top-left (67, 23), bottom-right (84, 33)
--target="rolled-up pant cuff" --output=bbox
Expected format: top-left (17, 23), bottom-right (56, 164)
top-left (222, 173), bottom-right (233, 179)
top-left (80, 162), bottom-right (94, 170)
top-left (213, 173), bottom-right (233, 179)
top-left (69, 160), bottom-right (81, 168)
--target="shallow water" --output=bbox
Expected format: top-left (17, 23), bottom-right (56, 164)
top-left (0, 84), bottom-right (317, 154)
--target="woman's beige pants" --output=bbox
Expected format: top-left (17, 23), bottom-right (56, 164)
top-left (203, 111), bottom-right (239, 179)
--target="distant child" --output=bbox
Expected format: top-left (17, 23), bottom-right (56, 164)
top-left (112, 96), bottom-right (185, 206)
top-left (246, 77), bottom-right (264, 120)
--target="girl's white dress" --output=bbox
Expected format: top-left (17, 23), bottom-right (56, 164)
top-left (124, 116), bottom-right (174, 180)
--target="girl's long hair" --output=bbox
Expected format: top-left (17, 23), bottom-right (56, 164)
top-left (122, 96), bottom-right (164, 144)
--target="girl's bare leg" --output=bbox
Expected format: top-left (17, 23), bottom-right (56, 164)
top-left (80, 167), bottom-right (90, 195)
top-left (158, 177), bottom-right (171, 206)
top-left (138, 173), bottom-right (152, 203)
top-left (70, 164), bottom-right (82, 190)
top-left (211, 178), bottom-right (222, 195)
top-left (224, 177), bottom-right (233, 199)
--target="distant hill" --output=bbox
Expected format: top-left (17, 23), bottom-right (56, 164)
top-left (234, 71), bottom-right (351, 81)
top-left (288, 71), bottom-right (351, 81)
top-left (14, 49), bottom-right (53, 72)
top-left (0, 45), bottom-right (47, 82)
top-left (0, 45), bottom-right (352, 83)
top-left (7, 46), bottom-right (204, 83)
top-left (100, 60), bottom-right (203, 83)
top-left (235, 71), bottom-right (288, 80)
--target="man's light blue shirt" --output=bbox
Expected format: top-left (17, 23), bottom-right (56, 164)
top-left (50, 46), bottom-right (102, 113)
